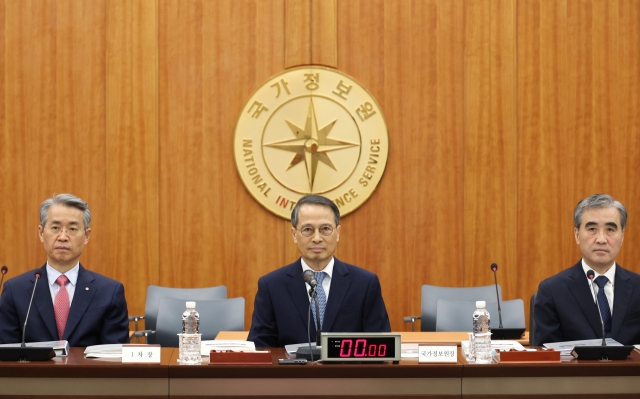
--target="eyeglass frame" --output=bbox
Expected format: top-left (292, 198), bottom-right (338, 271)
top-left (295, 224), bottom-right (336, 237)
top-left (44, 224), bottom-right (87, 237)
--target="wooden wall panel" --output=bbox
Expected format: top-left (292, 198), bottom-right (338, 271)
top-left (464, 0), bottom-right (518, 298)
top-left (1, 0), bottom-right (107, 275)
top-left (285, 0), bottom-right (310, 67)
top-left (516, 0), bottom-right (571, 317)
top-left (1, 0), bottom-right (640, 336)
top-left (311, 0), bottom-right (337, 67)
top-left (517, 0), bottom-right (640, 322)
top-left (106, 0), bottom-right (159, 318)
top-left (158, 0), bottom-right (287, 329)
top-left (337, 0), bottom-right (465, 331)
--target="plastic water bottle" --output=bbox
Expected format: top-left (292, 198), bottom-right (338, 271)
top-left (472, 300), bottom-right (492, 364)
top-left (178, 301), bottom-right (201, 364)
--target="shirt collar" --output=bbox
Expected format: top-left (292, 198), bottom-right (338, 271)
top-left (301, 257), bottom-right (334, 279)
top-left (46, 262), bottom-right (80, 287)
top-left (581, 259), bottom-right (616, 286)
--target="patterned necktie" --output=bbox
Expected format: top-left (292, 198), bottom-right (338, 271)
top-left (594, 275), bottom-right (612, 338)
top-left (311, 272), bottom-right (327, 331)
top-left (54, 275), bottom-right (70, 340)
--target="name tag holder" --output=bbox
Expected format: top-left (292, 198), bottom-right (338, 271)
top-left (122, 344), bottom-right (161, 363)
top-left (418, 345), bottom-right (457, 363)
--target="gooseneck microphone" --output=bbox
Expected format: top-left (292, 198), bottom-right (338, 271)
top-left (0, 265), bottom-right (8, 294)
top-left (490, 263), bottom-right (503, 328)
top-left (22, 272), bottom-right (42, 348)
top-left (586, 270), bottom-right (607, 347)
top-left (302, 270), bottom-right (322, 346)
top-left (297, 270), bottom-right (322, 361)
top-left (0, 271), bottom-right (55, 361)
top-left (303, 270), bottom-right (318, 292)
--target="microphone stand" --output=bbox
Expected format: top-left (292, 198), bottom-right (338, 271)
top-left (296, 285), bottom-right (323, 361)
top-left (492, 269), bottom-right (503, 328)
top-left (0, 273), bottom-right (55, 361)
top-left (571, 271), bottom-right (634, 361)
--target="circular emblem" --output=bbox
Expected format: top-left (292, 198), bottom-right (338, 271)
top-left (234, 66), bottom-right (389, 220)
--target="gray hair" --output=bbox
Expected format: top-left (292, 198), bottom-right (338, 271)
top-left (291, 195), bottom-right (340, 227)
top-left (40, 194), bottom-right (92, 230)
top-left (574, 194), bottom-right (627, 231)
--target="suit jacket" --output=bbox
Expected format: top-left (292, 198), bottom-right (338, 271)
top-left (534, 261), bottom-right (640, 346)
top-left (0, 264), bottom-right (130, 346)
top-left (247, 258), bottom-right (391, 347)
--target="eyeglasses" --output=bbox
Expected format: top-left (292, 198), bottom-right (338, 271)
top-left (296, 225), bottom-right (335, 237)
top-left (46, 225), bottom-right (84, 237)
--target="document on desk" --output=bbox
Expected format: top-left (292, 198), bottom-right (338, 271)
top-left (461, 340), bottom-right (525, 357)
top-left (0, 340), bottom-right (70, 356)
top-left (543, 338), bottom-right (623, 355)
top-left (201, 340), bottom-right (257, 356)
top-left (85, 344), bottom-right (123, 358)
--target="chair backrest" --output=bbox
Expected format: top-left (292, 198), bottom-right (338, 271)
top-left (144, 285), bottom-right (227, 343)
top-left (435, 298), bottom-right (525, 332)
top-left (155, 297), bottom-right (245, 347)
top-left (529, 292), bottom-right (537, 346)
top-left (420, 284), bottom-right (502, 331)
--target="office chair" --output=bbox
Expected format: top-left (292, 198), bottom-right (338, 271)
top-left (129, 285), bottom-right (228, 343)
top-left (404, 284), bottom-right (502, 331)
top-left (154, 297), bottom-right (245, 347)
top-left (434, 298), bottom-right (526, 332)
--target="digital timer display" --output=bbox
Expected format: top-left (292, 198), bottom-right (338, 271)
top-left (326, 337), bottom-right (396, 358)
top-left (320, 333), bottom-right (401, 362)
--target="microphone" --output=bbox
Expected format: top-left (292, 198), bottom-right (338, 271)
top-left (490, 263), bottom-right (503, 328)
top-left (22, 273), bottom-right (42, 347)
top-left (0, 265), bottom-right (7, 294)
top-left (571, 270), bottom-right (633, 360)
top-left (297, 270), bottom-right (322, 361)
top-left (487, 263), bottom-right (525, 340)
top-left (0, 271), bottom-right (55, 361)
top-left (303, 270), bottom-right (318, 293)
top-left (586, 270), bottom-right (606, 346)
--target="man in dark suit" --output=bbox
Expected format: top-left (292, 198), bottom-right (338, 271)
top-left (534, 194), bottom-right (640, 346)
top-left (0, 194), bottom-right (129, 346)
top-left (248, 195), bottom-right (391, 348)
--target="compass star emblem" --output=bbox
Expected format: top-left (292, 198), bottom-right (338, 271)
top-left (265, 98), bottom-right (358, 192)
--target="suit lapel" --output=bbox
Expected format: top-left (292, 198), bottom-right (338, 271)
top-left (63, 265), bottom-right (96, 340)
top-left (567, 262), bottom-right (602, 337)
top-left (284, 260), bottom-right (317, 335)
top-left (611, 264), bottom-right (633, 336)
top-left (322, 258), bottom-right (350, 332)
top-left (32, 266), bottom-right (58, 340)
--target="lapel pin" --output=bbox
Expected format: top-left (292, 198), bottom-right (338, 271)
top-left (85, 287), bottom-right (89, 291)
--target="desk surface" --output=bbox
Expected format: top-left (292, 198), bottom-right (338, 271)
top-left (2, 345), bottom-right (640, 398)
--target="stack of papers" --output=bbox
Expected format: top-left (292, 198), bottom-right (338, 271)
top-left (201, 340), bottom-right (257, 356)
top-left (543, 338), bottom-right (623, 355)
top-left (85, 344), bottom-right (123, 358)
top-left (461, 340), bottom-right (525, 358)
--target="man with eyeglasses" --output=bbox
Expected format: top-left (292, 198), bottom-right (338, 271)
top-left (248, 195), bottom-right (391, 347)
top-left (0, 194), bottom-right (129, 346)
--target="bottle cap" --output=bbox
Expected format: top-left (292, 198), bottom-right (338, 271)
top-left (476, 300), bottom-right (486, 308)
top-left (186, 301), bottom-right (196, 308)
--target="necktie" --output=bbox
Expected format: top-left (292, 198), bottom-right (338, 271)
top-left (311, 272), bottom-right (327, 331)
top-left (594, 275), bottom-right (612, 338)
top-left (54, 275), bottom-right (70, 340)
